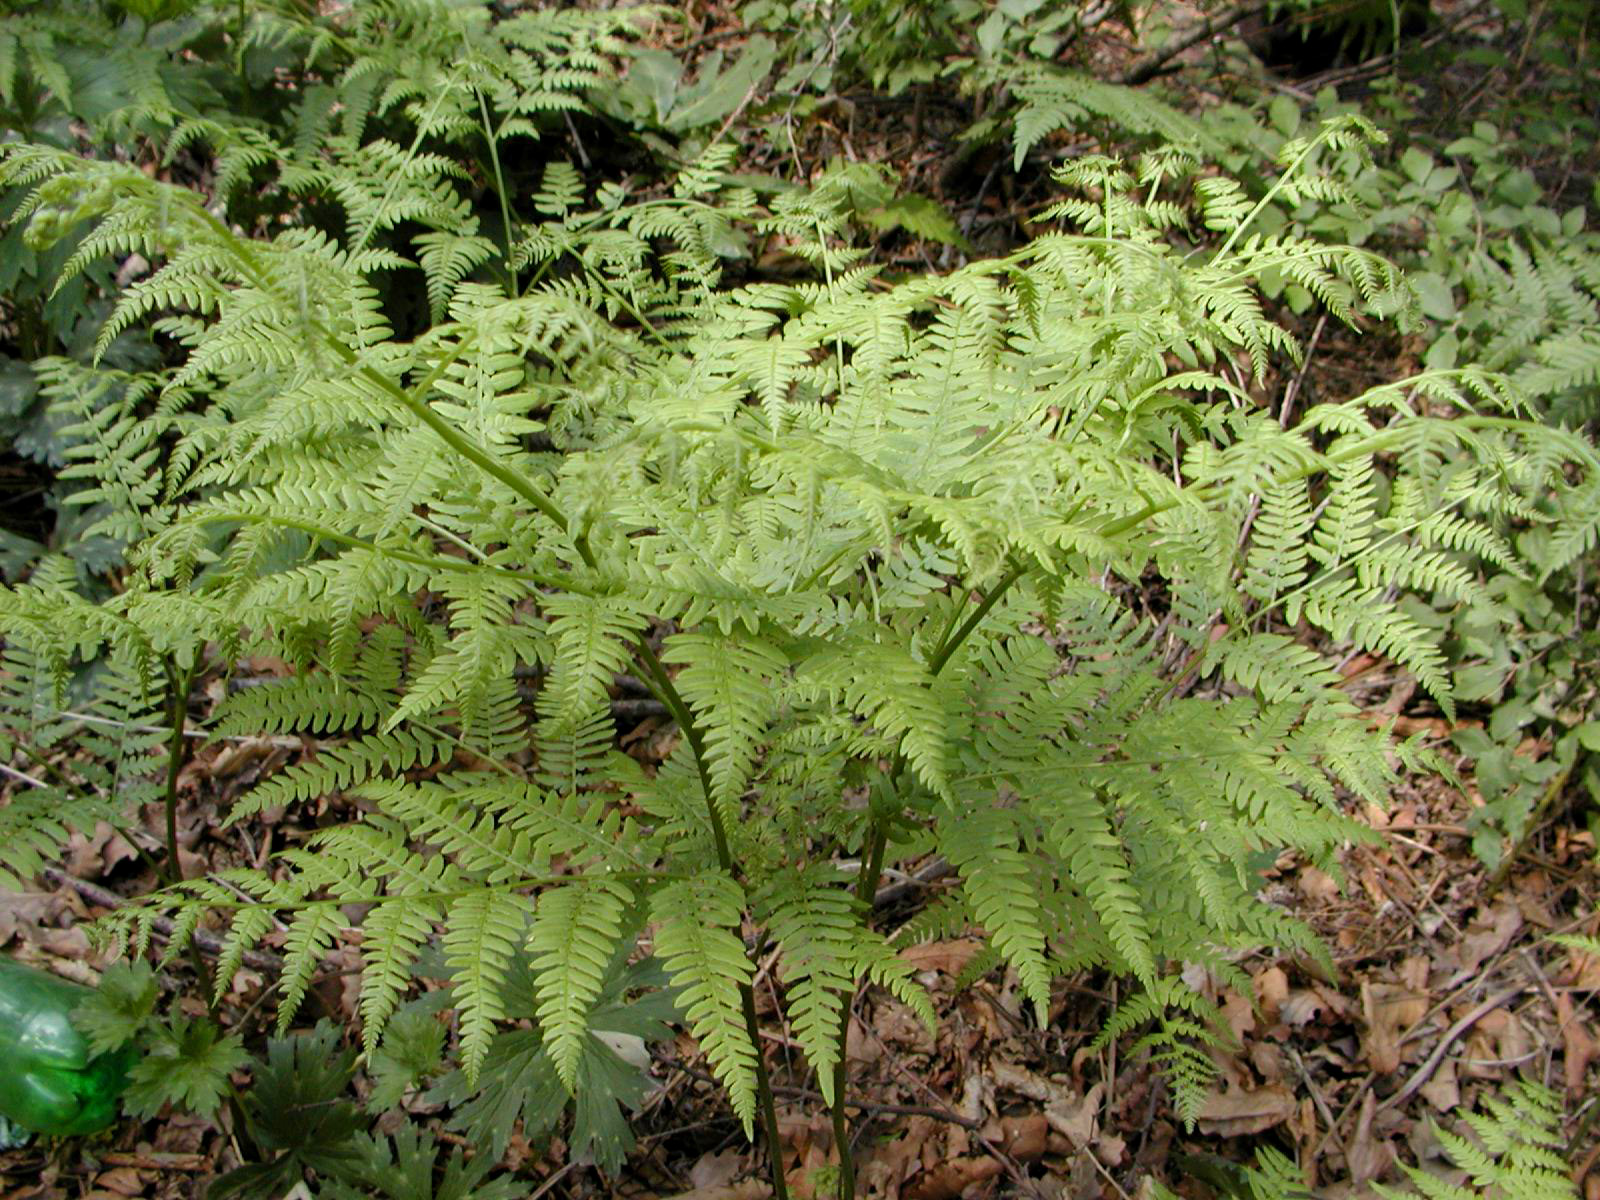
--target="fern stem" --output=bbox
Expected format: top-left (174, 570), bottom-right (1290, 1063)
top-left (475, 87), bottom-right (520, 299)
top-left (351, 358), bottom-right (576, 537)
top-left (832, 562), bottom-right (1027, 1199)
top-left (176, 198), bottom-right (587, 556)
top-left (160, 657), bottom-right (196, 888)
top-left (1213, 122), bottom-right (1342, 261)
top-left (162, 655), bottom-right (218, 1008)
top-left (830, 801), bottom-right (892, 1200)
top-left (632, 640), bottom-right (733, 868)
top-left (234, 0), bottom-right (249, 110)
top-left (127, 868), bottom-right (684, 917)
top-left (630, 630), bottom-right (790, 1199)
top-left (592, 272), bottom-right (675, 352)
top-left (634, 640), bottom-right (791, 1199)
top-left (743, 981), bottom-right (793, 1200)
top-left (185, 511), bottom-right (590, 594)
top-left (929, 559), bottom-right (1029, 676)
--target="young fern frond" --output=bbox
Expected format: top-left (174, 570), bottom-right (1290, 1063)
top-left (756, 866), bottom-right (861, 1105)
top-left (443, 889), bottom-right (531, 1085)
top-left (1372, 1079), bottom-right (1577, 1200)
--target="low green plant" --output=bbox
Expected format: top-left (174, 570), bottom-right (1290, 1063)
top-left (1374, 1079), bottom-right (1578, 1200)
top-left (1197, 88), bottom-right (1600, 866)
top-left (72, 961), bottom-right (543, 1198)
top-left (1162, 1079), bottom-right (1578, 1199)
top-left (1444, 579), bottom-right (1598, 871)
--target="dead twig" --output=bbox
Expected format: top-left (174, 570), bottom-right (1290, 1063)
top-left (873, 857), bottom-right (954, 908)
top-left (855, 1019), bottom-right (1046, 1199)
top-left (42, 867), bottom-right (285, 973)
top-left (667, 1061), bottom-right (982, 1129)
top-left (1378, 985), bottom-right (1529, 1113)
top-left (94, 1152), bottom-right (208, 1172)
top-left (1116, 1), bottom-right (1266, 85)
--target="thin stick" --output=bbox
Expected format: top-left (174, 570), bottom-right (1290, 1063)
top-left (161, 657), bottom-right (197, 888)
top-left (41, 868), bottom-right (283, 972)
top-left (0, 761), bottom-right (49, 788)
top-left (1378, 985), bottom-right (1528, 1112)
top-left (1116, 1), bottom-right (1266, 84)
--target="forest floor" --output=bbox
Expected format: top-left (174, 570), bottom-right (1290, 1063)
top-left (2, 663), bottom-right (1595, 1199)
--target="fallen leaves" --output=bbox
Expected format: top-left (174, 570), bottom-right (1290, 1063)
top-left (1195, 1084), bottom-right (1297, 1137)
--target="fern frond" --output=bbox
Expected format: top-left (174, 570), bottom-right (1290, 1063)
top-left (661, 633), bottom-right (788, 820)
top-left (942, 808), bottom-right (1052, 1019)
top-left (225, 728), bottom-right (453, 824)
top-left (528, 879), bottom-right (631, 1093)
top-left (756, 866), bottom-right (859, 1104)
top-left (444, 889), bottom-right (531, 1085)
top-left (651, 876), bottom-right (758, 1135)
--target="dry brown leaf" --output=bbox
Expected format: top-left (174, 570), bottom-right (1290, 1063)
top-left (995, 1113), bottom-right (1048, 1161)
top-left (1299, 866), bottom-right (1340, 901)
top-left (1418, 1057), bottom-right (1460, 1112)
top-left (1221, 989), bottom-right (1255, 1043)
top-left (948, 1073), bottom-right (989, 1158)
top-left (689, 1150), bottom-right (744, 1191)
top-left (1311, 981), bottom-right (1357, 1018)
top-left (1362, 978), bottom-right (1429, 1075)
top-left (1249, 1040), bottom-right (1286, 1083)
top-left (1452, 901), bottom-right (1523, 977)
top-left (845, 1014), bottom-right (881, 1066)
top-left (91, 1171), bottom-right (144, 1197)
top-left (0, 891), bottom-right (62, 946)
top-left (988, 1060), bottom-right (1052, 1101)
top-left (1255, 966), bottom-right (1290, 1024)
top-left (1560, 938), bottom-right (1600, 990)
top-left (1281, 990), bottom-right (1326, 1027)
top-left (1464, 1008), bottom-right (1530, 1079)
top-left (1096, 1130), bottom-right (1128, 1167)
top-left (1048, 1082), bottom-right (1104, 1149)
top-left (1346, 1091), bottom-right (1393, 1187)
top-left (898, 938), bottom-right (985, 976)
top-left (34, 923), bottom-right (90, 960)
top-left (662, 1183), bottom-right (768, 1200)
top-left (874, 998), bottom-right (936, 1053)
top-left (1399, 955), bottom-right (1429, 992)
top-left (64, 821), bottom-right (138, 879)
top-left (1195, 1084), bottom-right (1296, 1136)
top-left (205, 736), bottom-right (291, 781)
top-left (858, 1116), bottom-right (935, 1200)
top-left (904, 1157), bottom-right (1002, 1200)
top-left (1558, 992), bottom-right (1599, 1097)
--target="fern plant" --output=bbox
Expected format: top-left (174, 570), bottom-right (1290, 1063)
top-left (3, 35), bottom-right (1599, 1194)
top-left (1374, 1079), bottom-right (1578, 1200)
top-left (1155, 1080), bottom-right (1577, 1199)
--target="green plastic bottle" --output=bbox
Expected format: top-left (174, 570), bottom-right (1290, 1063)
top-left (0, 958), bottom-right (135, 1136)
